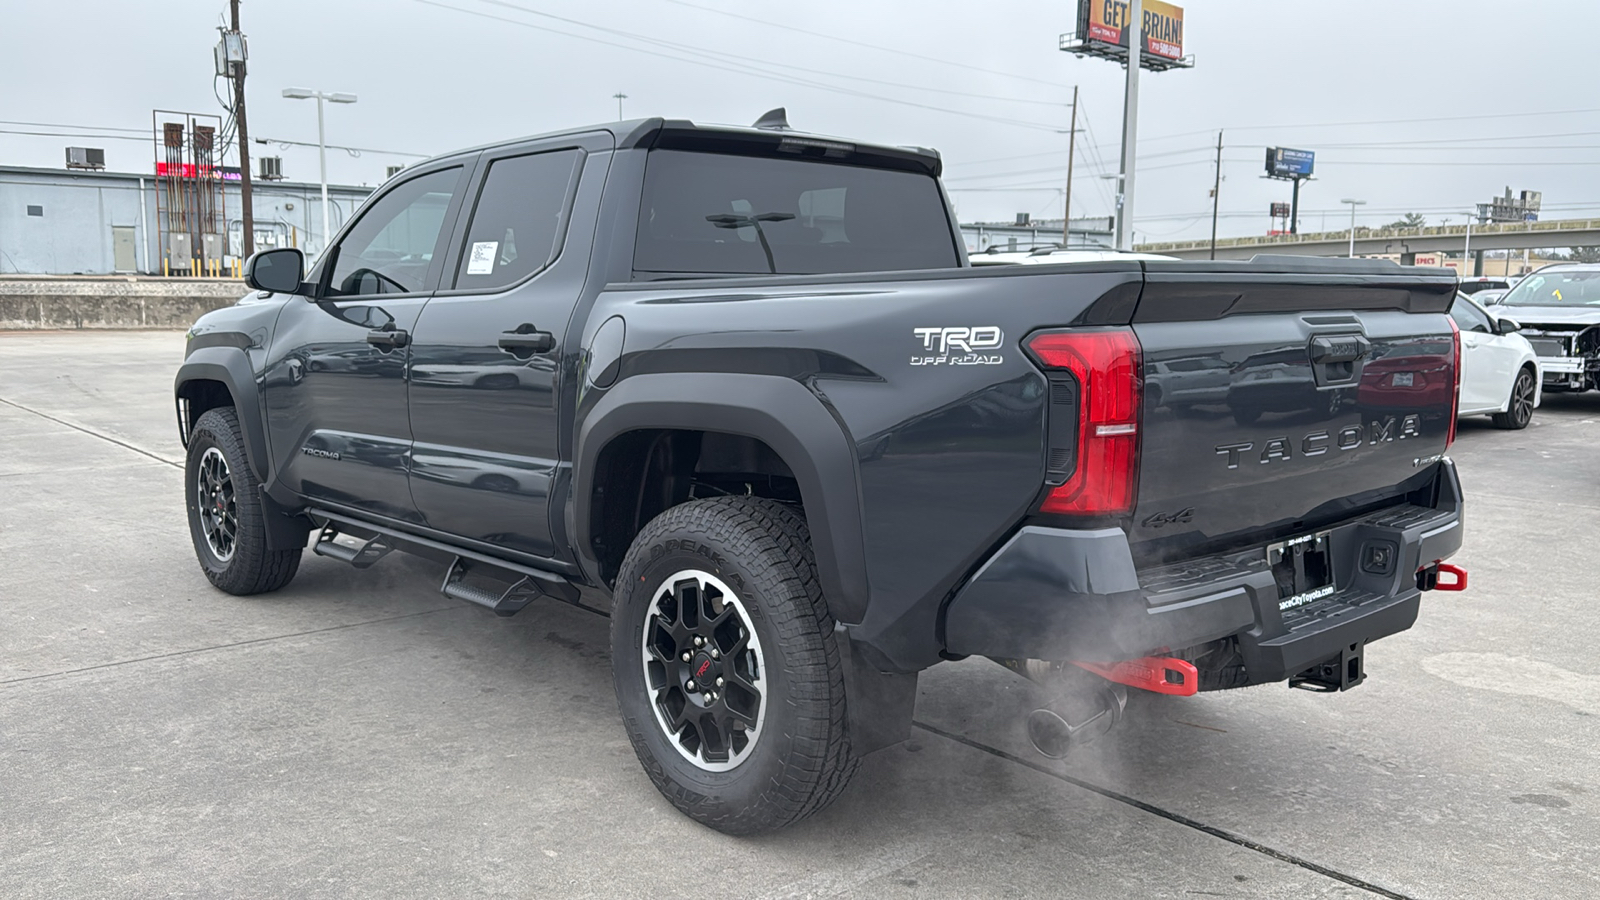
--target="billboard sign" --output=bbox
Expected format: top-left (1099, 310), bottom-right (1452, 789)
top-left (1270, 202), bottom-right (1292, 218)
top-left (1078, 0), bottom-right (1185, 62)
top-left (1266, 147), bottom-right (1315, 179)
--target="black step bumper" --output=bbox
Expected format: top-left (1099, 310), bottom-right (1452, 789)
top-left (942, 460), bottom-right (1463, 686)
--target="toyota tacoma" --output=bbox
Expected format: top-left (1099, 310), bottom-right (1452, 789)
top-left (176, 111), bottom-right (1467, 834)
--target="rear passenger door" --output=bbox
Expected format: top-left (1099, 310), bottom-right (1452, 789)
top-left (406, 134), bottom-right (609, 560)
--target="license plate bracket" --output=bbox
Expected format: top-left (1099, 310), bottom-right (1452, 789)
top-left (1268, 531), bottom-right (1334, 613)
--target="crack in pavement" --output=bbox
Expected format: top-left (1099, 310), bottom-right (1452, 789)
top-left (913, 720), bottom-right (1420, 900)
top-left (0, 395), bottom-right (181, 469)
top-left (0, 606), bottom-right (462, 688)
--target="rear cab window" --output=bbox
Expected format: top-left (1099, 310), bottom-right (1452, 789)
top-left (633, 148), bottom-right (959, 277)
top-left (454, 149), bottom-right (585, 291)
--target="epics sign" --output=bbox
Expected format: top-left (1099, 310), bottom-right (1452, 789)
top-left (912, 326), bottom-right (1004, 366)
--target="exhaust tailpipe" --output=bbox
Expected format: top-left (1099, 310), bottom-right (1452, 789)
top-left (1025, 682), bottom-right (1127, 759)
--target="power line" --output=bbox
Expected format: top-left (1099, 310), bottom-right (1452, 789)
top-left (254, 137), bottom-right (431, 158)
top-left (662, 0), bottom-right (1068, 89)
top-left (411, 0), bottom-right (1063, 132)
top-left (0, 119), bottom-right (148, 134)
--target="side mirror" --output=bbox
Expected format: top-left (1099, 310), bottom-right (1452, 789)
top-left (245, 247), bottom-right (306, 294)
top-left (1497, 316), bottom-right (1522, 334)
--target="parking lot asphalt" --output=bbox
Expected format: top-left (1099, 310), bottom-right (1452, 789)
top-left (3, 330), bottom-right (1598, 899)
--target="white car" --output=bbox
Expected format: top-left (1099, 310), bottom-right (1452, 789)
top-left (1017, 249), bottom-right (1177, 266)
top-left (1459, 275), bottom-right (1519, 296)
top-left (1452, 291), bottom-right (1540, 429)
top-left (967, 247), bottom-right (1177, 267)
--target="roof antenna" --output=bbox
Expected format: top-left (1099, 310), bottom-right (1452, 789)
top-left (752, 107), bottom-right (791, 131)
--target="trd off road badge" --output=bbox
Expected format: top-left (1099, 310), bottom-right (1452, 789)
top-left (911, 326), bottom-right (1004, 366)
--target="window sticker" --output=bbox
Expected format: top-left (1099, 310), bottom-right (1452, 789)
top-left (466, 241), bottom-right (499, 275)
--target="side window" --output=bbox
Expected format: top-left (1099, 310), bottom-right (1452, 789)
top-left (324, 167), bottom-right (461, 298)
top-left (454, 150), bottom-right (584, 290)
top-left (1451, 299), bottom-right (1493, 334)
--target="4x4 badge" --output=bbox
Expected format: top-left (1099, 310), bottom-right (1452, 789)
top-left (1142, 507), bottom-right (1195, 529)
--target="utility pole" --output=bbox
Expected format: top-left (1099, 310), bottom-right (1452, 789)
top-left (614, 92), bottom-right (628, 120)
top-left (1208, 130), bottom-right (1222, 259)
top-left (229, 0), bottom-right (254, 266)
top-left (1062, 85), bottom-right (1078, 249)
top-left (1114, 0), bottom-right (1143, 250)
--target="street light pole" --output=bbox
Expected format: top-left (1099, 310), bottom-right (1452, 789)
top-left (614, 92), bottom-right (628, 120)
top-left (1115, 0), bottom-right (1143, 250)
top-left (1208, 130), bottom-right (1222, 259)
top-left (282, 88), bottom-right (357, 256)
top-left (1463, 213), bottom-right (1473, 276)
top-left (1341, 198), bottom-right (1366, 257)
top-left (1062, 85), bottom-right (1078, 249)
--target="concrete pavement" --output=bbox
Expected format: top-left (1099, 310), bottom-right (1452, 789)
top-left (3, 331), bottom-right (1597, 899)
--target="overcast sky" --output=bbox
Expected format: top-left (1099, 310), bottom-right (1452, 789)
top-left (4, 0), bottom-right (1598, 243)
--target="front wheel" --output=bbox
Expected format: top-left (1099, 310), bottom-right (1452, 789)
top-left (610, 497), bottom-right (857, 835)
top-left (185, 407), bottom-right (302, 595)
top-left (1492, 367), bottom-right (1536, 430)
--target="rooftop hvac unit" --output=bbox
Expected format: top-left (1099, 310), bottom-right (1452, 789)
top-left (259, 156), bottom-right (284, 181)
top-left (65, 147), bottom-right (106, 170)
top-left (1015, 212), bottom-right (1031, 226)
top-left (385, 165), bottom-right (405, 179)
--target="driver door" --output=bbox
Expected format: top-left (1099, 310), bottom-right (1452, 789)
top-left (262, 163), bottom-right (470, 522)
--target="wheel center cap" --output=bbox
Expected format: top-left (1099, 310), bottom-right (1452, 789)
top-left (688, 652), bottom-right (716, 686)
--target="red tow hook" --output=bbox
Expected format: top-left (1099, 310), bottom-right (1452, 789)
top-left (1072, 656), bottom-right (1199, 697)
top-left (1418, 561), bottom-right (1468, 592)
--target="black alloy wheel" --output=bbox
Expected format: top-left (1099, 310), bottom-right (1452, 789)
top-left (195, 447), bottom-right (238, 562)
top-left (641, 569), bottom-right (766, 771)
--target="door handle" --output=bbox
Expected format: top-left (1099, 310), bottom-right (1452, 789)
top-left (366, 326), bottom-right (410, 349)
top-left (499, 324), bottom-right (555, 355)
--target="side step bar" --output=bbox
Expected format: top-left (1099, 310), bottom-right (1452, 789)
top-left (306, 509), bottom-right (582, 614)
top-left (440, 557), bottom-right (546, 617)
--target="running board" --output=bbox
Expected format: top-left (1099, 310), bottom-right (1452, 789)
top-left (305, 508), bottom-right (582, 608)
top-left (441, 557), bottom-right (545, 617)
top-left (312, 523), bottom-right (394, 568)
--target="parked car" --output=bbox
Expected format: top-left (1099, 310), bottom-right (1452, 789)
top-left (1449, 292), bottom-right (1540, 428)
top-left (175, 112), bottom-right (1465, 835)
top-left (968, 247), bottom-right (1177, 267)
top-left (1459, 275), bottom-right (1518, 296)
top-left (1494, 263), bottom-right (1600, 394)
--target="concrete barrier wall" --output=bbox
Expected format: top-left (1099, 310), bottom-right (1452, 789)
top-left (0, 277), bottom-right (249, 330)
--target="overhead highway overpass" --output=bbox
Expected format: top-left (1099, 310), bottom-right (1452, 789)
top-left (1139, 217), bottom-right (1600, 261)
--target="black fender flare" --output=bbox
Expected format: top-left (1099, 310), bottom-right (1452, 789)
top-left (573, 372), bottom-right (870, 624)
top-left (174, 345), bottom-right (271, 484)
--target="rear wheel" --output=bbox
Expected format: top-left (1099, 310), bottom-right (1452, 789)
top-left (610, 497), bottom-right (857, 835)
top-left (185, 408), bottom-right (302, 595)
top-left (1492, 367), bottom-right (1536, 430)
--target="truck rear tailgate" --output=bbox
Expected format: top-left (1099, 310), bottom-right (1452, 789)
top-left (1128, 259), bottom-right (1459, 560)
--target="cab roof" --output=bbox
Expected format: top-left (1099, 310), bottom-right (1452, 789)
top-left (427, 113), bottom-right (943, 177)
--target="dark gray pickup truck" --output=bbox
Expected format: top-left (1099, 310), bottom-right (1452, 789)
top-left (176, 112), bottom-right (1466, 834)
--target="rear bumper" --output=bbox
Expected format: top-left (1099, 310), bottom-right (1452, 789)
top-left (942, 459), bottom-right (1464, 685)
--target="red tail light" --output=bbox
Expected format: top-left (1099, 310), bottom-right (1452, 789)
top-left (1025, 329), bottom-right (1142, 515)
top-left (1446, 315), bottom-right (1461, 448)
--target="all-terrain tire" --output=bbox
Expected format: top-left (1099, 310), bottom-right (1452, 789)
top-left (1491, 366), bottom-right (1537, 430)
top-left (185, 407), bottom-right (302, 595)
top-left (610, 497), bottom-right (857, 835)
